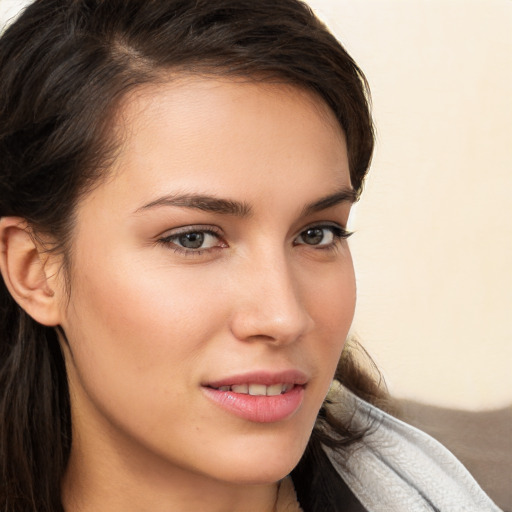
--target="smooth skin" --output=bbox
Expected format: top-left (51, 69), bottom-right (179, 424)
top-left (0, 77), bottom-right (356, 512)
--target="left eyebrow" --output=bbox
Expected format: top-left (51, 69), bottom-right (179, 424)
top-left (301, 188), bottom-right (357, 216)
top-left (135, 193), bottom-right (252, 217)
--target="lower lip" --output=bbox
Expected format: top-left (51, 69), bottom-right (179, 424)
top-left (202, 385), bottom-right (305, 423)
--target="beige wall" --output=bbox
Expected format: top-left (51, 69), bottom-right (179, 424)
top-left (2, 0), bottom-right (511, 409)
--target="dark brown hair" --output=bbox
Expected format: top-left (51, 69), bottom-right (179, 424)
top-left (0, 1), bottom-right (378, 510)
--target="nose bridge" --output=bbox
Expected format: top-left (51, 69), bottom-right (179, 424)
top-left (229, 243), bottom-right (312, 344)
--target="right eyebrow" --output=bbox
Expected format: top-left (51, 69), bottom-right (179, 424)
top-left (301, 188), bottom-right (357, 216)
top-left (135, 193), bottom-right (253, 217)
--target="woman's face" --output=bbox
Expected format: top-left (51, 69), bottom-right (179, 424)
top-left (58, 77), bottom-right (355, 489)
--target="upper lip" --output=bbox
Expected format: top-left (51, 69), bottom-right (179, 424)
top-left (205, 369), bottom-right (308, 388)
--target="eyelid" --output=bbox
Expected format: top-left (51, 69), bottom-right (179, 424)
top-left (296, 221), bottom-right (352, 238)
top-left (293, 222), bottom-right (353, 248)
top-left (157, 224), bottom-right (223, 241)
top-left (156, 224), bottom-right (227, 257)
top-left (154, 222), bottom-right (352, 256)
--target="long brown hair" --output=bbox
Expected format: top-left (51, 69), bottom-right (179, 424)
top-left (0, 1), bottom-right (378, 510)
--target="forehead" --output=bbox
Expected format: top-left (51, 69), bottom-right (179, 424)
top-left (79, 76), bottom-right (350, 216)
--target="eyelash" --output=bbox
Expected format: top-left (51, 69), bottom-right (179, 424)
top-left (293, 224), bottom-right (352, 251)
top-left (157, 225), bottom-right (225, 257)
top-left (157, 223), bottom-right (352, 256)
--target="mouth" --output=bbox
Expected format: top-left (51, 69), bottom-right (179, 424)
top-left (202, 370), bottom-right (307, 423)
top-left (208, 383), bottom-right (295, 396)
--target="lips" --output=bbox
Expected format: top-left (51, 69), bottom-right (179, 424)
top-left (202, 370), bottom-right (307, 423)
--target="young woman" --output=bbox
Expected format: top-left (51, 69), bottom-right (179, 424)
top-left (0, 1), bottom-right (501, 511)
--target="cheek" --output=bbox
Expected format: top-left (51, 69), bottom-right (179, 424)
top-left (69, 252), bottom-right (226, 347)
top-left (61, 251), bottom-right (229, 415)
top-left (60, 255), bottom-right (239, 472)
top-left (305, 252), bottom-right (356, 334)
top-left (303, 254), bottom-right (356, 383)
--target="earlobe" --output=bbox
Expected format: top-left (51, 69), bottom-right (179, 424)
top-left (0, 217), bottom-right (62, 326)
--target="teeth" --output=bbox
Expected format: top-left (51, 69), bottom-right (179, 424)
top-left (281, 383), bottom-right (293, 393)
top-left (231, 384), bottom-right (249, 393)
top-left (216, 383), bottom-right (294, 395)
top-left (266, 383), bottom-right (283, 396)
top-left (248, 384), bottom-right (267, 396)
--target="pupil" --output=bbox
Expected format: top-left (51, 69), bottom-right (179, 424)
top-left (304, 228), bottom-right (323, 245)
top-left (179, 232), bottom-right (204, 249)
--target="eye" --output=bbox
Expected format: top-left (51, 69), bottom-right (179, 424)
top-left (174, 231), bottom-right (215, 249)
top-left (294, 224), bottom-right (352, 247)
top-left (158, 227), bottom-right (226, 253)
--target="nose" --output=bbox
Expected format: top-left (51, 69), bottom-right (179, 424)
top-left (228, 249), bottom-right (313, 345)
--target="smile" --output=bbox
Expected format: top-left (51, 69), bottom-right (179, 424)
top-left (202, 371), bottom-right (307, 423)
top-left (211, 383), bottom-right (294, 396)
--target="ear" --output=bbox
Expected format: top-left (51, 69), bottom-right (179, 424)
top-left (0, 217), bottom-right (63, 326)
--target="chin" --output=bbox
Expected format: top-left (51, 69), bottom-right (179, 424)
top-left (218, 458), bottom-right (300, 486)
top-left (200, 426), bottom-right (311, 485)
